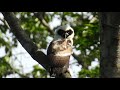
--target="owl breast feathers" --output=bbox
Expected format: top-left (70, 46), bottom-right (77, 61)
top-left (47, 39), bottom-right (73, 76)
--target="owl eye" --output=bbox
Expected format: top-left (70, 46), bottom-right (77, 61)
top-left (67, 30), bottom-right (73, 35)
top-left (57, 29), bottom-right (65, 35)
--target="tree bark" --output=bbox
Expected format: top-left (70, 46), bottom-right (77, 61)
top-left (2, 12), bottom-right (71, 78)
top-left (99, 12), bottom-right (120, 77)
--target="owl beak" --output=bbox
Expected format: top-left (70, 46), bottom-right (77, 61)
top-left (65, 32), bottom-right (69, 38)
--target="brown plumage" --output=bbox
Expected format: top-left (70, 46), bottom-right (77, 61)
top-left (47, 39), bottom-right (72, 77)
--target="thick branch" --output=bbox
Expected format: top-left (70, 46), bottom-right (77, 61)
top-left (2, 12), bottom-right (71, 78)
top-left (33, 12), bottom-right (54, 35)
top-left (2, 12), bottom-right (50, 71)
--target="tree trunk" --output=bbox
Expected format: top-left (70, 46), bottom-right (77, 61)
top-left (99, 12), bottom-right (120, 77)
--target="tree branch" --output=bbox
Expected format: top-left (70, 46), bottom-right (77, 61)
top-left (2, 12), bottom-right (71, 78)
top-left (72, 53), bottom-right (83, 65)
top-left (2, 12), bottom-right (50, 71)
top-left (33, 12), bottom-right (54, 35)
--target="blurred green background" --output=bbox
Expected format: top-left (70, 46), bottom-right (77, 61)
top-left (0, 12), bottom-right (100, 78)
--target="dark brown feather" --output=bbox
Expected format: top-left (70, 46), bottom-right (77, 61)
top-left (47, 54), bottom-right (70, 67)
top-left (47, 39), bottom-right (72, 76)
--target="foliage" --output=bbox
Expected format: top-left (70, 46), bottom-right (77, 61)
top-left (0, 12), bottom-right (100, 78)
top-left (32, 65), bottom-right (48, 78)
top-left (79, 66), bottom-right (100, 78)
top-left (0, 56), bottom-right (14, 77)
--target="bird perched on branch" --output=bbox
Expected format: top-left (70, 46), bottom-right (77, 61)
top-left (47, 24), bottom-right (74, 77)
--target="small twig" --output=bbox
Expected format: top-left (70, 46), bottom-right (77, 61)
top-left (33, 12), bottom-right (54, 35)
